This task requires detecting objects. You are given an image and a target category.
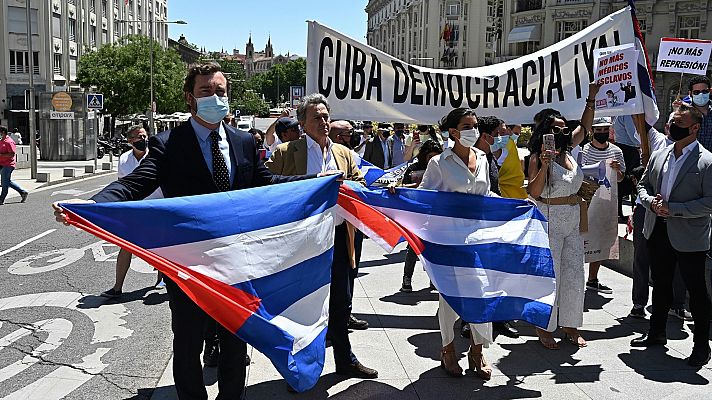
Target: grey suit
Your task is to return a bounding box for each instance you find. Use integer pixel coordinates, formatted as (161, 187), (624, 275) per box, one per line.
(636, 140), (712, 352)
(637, 142), (712, 252)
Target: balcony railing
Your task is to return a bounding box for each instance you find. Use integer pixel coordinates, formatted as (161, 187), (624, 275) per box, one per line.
(556, 0), (593, 4)
(9, 65), (40, 74)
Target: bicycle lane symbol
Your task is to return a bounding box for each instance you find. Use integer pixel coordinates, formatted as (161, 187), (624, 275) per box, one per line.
(0, 292), (133, 400)
(8, 241), (155, 275)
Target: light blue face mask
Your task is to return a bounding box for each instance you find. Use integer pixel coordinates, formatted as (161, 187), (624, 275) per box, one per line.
(693, 92), (710, 107)
(489, 135), (509, 152)
(510, 133), (520, 144)
(194, 94), (230, 124)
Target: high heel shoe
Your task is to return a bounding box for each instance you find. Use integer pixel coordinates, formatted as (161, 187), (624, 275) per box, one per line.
(440, 346), (463, 377)
(467, 349), (492, 380)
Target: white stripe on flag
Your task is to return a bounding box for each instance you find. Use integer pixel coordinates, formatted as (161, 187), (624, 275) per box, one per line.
(371, 206), (549, 247)
(270, 283), (330, 354)
(150, 208), (336, 285)
(425, 261), (556, 306)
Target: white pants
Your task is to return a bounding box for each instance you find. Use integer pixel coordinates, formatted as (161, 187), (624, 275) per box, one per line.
(538, 203), (585, 332)
(438, 295), (492, 347)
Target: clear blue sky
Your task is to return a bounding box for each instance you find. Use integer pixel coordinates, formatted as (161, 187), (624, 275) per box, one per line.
(168, 1), (369, 56)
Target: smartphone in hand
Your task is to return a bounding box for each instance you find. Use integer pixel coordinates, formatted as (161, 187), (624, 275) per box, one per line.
(543, 133), (555, 155)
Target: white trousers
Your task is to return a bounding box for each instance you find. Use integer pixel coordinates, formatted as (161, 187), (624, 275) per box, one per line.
(438, 295), (492, 347)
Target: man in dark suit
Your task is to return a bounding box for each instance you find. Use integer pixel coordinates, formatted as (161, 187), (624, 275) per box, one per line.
(53, 63), (314, 399)
(632, 104), (712, 367)
(362, 123), (391, 169)
(266, 94), (378, 386)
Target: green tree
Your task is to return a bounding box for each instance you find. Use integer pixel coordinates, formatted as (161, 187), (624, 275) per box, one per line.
(76, 35), (186, 132)
(248, 58), (306, 106)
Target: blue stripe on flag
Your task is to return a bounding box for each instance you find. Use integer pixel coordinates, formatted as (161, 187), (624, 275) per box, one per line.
(421, 241), (555, 278)
(237, 312), (327, 392)
(441, 294), (553, 328)
(62, 176), (340, 249)
(233, 248), (333, 317)
(344, 182), (546, 222)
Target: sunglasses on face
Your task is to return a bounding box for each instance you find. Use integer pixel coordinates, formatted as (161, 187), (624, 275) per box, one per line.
(550, 126), (570, 134)
(692, 89), (710, 95)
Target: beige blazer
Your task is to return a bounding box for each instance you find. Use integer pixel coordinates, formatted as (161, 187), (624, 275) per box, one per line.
(265, 137), (365, 184)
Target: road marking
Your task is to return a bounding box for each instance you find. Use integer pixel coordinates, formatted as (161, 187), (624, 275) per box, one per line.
(0, 229), (56, 257)
(0, 292), (133, 400)
(50, 185), (105, 197)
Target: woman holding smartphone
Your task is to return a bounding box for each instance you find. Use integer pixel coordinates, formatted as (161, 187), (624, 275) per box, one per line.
(527, 111), (587, 350)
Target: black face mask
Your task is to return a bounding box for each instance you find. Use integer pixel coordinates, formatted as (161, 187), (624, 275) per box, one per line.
(132, 139), (147, 151)
(381, 131), (391, 139)
(669, 122), (693, 141)
(593, 132), (609, 144)
(555, 133), (571, 150)
(349, 134), (360, 149)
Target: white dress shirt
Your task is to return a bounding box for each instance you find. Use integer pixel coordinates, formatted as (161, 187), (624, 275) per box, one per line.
(660, 140), (698, 202)
(419, 147), (492, 195)
(118, 149), (163, 199)
(305, 134), (338, 175)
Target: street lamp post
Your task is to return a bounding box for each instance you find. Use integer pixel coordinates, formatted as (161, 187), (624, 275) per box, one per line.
(117, 18), (186, 134)
(26, 1), (37, 178)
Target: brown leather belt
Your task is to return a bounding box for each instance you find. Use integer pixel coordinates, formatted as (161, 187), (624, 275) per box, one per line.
(536, 194), (580, 206)
(536, 195), (588, 233)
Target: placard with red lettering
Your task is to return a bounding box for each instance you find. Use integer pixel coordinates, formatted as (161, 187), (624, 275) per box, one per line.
(592, 44), (642, 117)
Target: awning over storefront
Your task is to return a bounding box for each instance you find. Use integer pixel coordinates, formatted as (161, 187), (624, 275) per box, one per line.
(507, 25), (541, 43)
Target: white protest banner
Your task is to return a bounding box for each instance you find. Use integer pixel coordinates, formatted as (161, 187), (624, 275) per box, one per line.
(656, 37), (712, 75)
(307, 7), (635, 124)
(583, 162), (619, 263)
(593, 44), (642, 117)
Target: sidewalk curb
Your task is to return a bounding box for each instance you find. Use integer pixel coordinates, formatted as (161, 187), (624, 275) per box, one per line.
(35, 169), (116, 189)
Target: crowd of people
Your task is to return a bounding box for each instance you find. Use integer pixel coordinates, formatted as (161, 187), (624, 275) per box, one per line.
(51, 62), (712, 399)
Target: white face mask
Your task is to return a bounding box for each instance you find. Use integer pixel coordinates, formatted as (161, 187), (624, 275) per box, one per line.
(457, 128), (480, 148)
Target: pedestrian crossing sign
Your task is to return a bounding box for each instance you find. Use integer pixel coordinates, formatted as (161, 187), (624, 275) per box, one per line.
(87, 93), (104, 110)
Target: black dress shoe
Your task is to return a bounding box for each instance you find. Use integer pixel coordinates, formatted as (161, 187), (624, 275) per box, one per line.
(630, 332), (667, 347)
(335, 362), (378, 378)
(348, 315), (369, 330)
(688, 348), (711, 367)
(494, 321), (520, 338)
(202, 342), (219, 367)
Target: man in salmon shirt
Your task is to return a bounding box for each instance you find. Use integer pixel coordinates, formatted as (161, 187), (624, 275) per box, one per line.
(0, 125), (28, 205)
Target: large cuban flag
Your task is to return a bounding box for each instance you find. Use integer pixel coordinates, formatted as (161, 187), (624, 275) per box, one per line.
(60, 176), (341, 392)
(339, 182), (556, 328)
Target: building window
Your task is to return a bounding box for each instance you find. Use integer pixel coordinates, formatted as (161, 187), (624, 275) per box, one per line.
(517, 0), (543, 12)
(54, 53), (63, 75)
(424, 28), (428, 49)
(463, 25), (467, 42)
(91, 26), (97, 46)
(677, 15), (700, 39)
(447, 3), (460, 17)
(52, 13), (62, 38)
(7, 6), (38, 34)
(102, 0), (108, 17)
(90, 0), (96, 13)
(557, 20), (587, 40)
(70, 56), (78, 78)
(637, 18), (647, 43)
(516, 41), (540, 56)
(68, 18), (77, 41)
(102, 29), (108, 42)
(9, 50), (39, 74)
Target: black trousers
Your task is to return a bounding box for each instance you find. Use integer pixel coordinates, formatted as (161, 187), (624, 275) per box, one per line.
(648, 220), (711, 351)
(331, 224), (358, 367)
(165, 279), (247, 400)
(616, 143), (641, 217)
(632, 205), (688, 308)
(349, 230), (364, 303)
(403, 245), (419, 279)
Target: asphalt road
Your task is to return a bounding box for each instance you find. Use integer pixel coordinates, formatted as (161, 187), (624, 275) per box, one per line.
(0, 173), (171, 400)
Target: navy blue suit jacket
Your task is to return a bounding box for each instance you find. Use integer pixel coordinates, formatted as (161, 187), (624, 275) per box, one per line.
(92, 120), (312, 202)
